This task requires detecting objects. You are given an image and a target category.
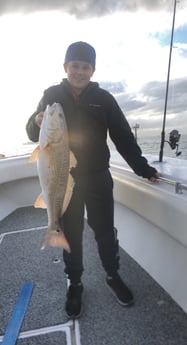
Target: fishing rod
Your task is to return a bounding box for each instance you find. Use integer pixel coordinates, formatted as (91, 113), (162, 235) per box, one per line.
(159, 0), (177, 162)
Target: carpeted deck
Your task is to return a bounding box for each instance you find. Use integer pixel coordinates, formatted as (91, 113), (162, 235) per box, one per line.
(0, 207), (187, 345)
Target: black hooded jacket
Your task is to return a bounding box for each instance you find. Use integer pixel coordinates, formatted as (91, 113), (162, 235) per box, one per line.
(26, 79), (157, 178)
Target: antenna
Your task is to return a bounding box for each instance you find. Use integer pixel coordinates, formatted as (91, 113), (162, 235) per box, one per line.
(132, 123), (140, 141)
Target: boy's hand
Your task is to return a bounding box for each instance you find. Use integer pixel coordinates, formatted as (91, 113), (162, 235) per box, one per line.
(35, 112), (44, 127)
(148, 172), (160, 183)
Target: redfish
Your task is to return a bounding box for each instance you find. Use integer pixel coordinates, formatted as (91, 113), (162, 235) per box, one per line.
(29, 103), (76, 252)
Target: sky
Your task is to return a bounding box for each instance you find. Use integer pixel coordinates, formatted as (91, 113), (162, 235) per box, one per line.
(0, 0), (187, 155)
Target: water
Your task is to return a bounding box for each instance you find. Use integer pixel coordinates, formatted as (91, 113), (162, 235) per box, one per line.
(0, 135), (186, 161)
(138, 135), (187, 160)
(108, 134), (187, 161)
(0, 142), (38, 159)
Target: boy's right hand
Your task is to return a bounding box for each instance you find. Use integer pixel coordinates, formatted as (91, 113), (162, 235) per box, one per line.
(35, 112), (44, 127)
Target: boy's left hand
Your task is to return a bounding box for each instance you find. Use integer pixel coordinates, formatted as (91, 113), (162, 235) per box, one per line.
(148, 172), (160, 182)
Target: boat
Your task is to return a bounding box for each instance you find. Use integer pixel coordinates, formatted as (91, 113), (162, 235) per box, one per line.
(0, 152), (187, 344)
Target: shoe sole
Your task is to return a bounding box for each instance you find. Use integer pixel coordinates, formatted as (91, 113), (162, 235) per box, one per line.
(105, 281), (134, 307)
(66, 309), (83, 320)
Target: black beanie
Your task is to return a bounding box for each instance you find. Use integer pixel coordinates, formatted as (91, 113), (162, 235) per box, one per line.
(64, 41), (96, 68)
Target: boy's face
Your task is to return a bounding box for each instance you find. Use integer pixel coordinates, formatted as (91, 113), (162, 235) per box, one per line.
(64, 61), (95, 92)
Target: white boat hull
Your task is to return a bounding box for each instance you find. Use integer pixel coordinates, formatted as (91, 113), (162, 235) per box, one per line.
(0, 155), (187, 313)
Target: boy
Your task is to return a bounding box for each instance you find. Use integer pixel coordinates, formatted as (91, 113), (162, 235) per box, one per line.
(26, 41), (159, 319)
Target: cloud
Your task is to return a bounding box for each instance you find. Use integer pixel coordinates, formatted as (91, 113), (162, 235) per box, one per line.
(113, 77), (187, 113)
(98, 77), (187, 118)
(0, 0), (177, 17)
(140, 78), (187, 114)
(0, 4), (186, 145)
(100, 80), (127, 93)
(103, 77), (187, 134)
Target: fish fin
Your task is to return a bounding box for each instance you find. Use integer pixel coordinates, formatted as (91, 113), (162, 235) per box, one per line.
(70, 151), (77, 169)
(40, 143), (50, 151)
(29, 146), (40, 162)
(34, 194), (47, 208)
(40, 229), (71, 253)
(29, 144), (50, 163)
(61, 173), (75, 214)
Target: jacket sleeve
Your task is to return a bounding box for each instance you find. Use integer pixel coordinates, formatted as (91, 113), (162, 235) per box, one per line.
(107, 95), (157, 179)
(25, 89), (52, 142)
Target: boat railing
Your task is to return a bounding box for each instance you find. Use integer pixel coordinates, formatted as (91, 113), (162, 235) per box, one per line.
(158, 177), (187, 194)
(110, 163), (187, 195)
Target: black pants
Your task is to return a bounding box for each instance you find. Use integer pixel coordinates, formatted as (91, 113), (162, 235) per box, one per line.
(62, 169), (119, 284)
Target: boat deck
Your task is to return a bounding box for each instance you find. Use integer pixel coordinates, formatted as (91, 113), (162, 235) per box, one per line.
(0, 206), (187, 345)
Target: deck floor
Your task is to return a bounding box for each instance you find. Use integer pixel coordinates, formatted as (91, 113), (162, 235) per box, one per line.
(0, 207), (187, 345)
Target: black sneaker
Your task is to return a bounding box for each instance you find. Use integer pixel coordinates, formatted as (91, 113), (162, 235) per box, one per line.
(65, 283), (83, 319)
(106, 274), (134, 306)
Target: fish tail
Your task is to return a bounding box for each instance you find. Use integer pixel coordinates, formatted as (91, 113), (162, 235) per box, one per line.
(40, 228), (71, 253)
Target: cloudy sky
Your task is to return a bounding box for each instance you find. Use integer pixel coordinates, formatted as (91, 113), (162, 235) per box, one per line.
(0, 0), (187, 154)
